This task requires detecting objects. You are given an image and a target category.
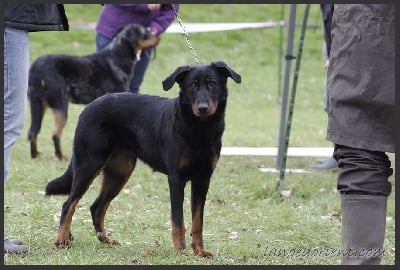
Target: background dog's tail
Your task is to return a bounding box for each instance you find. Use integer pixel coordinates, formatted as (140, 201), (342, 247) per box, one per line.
(45, 163), (73, 195)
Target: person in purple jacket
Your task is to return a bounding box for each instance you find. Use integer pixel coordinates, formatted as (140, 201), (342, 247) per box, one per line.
(95, 4), (179, 93)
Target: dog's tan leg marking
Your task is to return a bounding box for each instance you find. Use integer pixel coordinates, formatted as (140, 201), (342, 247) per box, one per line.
(30, 137), (39, 158)
(52, 109), (68, 160)
(179, 156), (190, 170)
(191, 199), (213, 258)
(95, 201), (121, 245)
(94, 153), (135, 245)
(30, 101), (48, 158)
(54, 198), (79, 248)
(172, 221), (187, 253)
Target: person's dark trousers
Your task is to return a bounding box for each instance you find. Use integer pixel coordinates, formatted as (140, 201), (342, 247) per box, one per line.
(95, 32), (153, 93)
(129, 46), (153, 93)
(333, 145), (392, 265)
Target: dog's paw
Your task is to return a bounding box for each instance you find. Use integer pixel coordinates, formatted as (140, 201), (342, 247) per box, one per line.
(172, 237), (187, 254)
(192, 244), (213, 258)
(174, 247), (189, 255)
(31, 150), (41, 159)
(53, 238), (73, 249)
(55, 152), (69, 161)
(96, 232), (120, 245)
(105, 239), (120, 245)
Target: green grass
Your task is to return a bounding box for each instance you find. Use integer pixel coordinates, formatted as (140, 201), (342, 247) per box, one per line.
(4, 4), (395, 265)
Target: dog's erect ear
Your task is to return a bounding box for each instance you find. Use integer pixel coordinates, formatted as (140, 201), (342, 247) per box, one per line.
(211, 61), (241, 84)
(162, 65), (191, 91)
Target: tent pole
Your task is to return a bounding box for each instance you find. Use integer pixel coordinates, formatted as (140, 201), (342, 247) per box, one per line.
(276, 4), (296, 171)
(277, 4), (285, 103)
(277, 4), (311, 191)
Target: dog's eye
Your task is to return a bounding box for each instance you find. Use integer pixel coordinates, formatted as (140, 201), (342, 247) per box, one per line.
(191, 81), (199, 88)
(206, 79), (216, 87)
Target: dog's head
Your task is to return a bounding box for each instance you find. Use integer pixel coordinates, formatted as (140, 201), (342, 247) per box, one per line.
(110, 24), (160, 55)
(162, 61), (241, 120)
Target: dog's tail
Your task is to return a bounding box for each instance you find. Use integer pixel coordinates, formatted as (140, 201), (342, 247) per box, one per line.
(45, 162), (73, 196)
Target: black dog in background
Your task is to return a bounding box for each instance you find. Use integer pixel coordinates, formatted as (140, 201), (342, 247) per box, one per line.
(45, 61), (241, 257)
(27, 23), (159, 160)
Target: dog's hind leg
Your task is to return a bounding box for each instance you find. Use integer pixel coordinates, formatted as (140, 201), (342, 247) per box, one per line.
(90, 150), (136, 245)
(52, 108), (67, 160)
(55, 196), (80, 248)
(190, 178), (213, 258)
(54, 158), (107, 248)
(28, 93), (47, 158)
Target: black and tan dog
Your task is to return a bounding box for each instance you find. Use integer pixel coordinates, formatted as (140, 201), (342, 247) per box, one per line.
(28, 23), (159, 160)
(45, 61), (241, 257)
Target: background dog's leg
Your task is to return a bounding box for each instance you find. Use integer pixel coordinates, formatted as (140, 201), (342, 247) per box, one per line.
(190, 178), (213, 258)
(52, 108), (67, 160)
(90, 152), (136, 245)
(169, 177), (187, 253)
(30, 136), (40, 159)
(28, 96), (47, 158)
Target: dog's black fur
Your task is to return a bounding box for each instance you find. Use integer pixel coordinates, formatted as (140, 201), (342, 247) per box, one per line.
(27, 23), (159, 160)
(45, 61), (241, 257)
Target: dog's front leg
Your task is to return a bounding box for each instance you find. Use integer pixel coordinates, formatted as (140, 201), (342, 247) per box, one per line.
(190, 178), (213, 258)
(168, 176), (187, 253)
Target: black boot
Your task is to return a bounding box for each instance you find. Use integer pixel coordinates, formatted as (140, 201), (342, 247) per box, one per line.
(310, 157), (338, 170)
(340, 194), (387, 265)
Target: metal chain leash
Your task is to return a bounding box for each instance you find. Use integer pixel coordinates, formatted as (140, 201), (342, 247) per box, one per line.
(172, 5), (200, 64)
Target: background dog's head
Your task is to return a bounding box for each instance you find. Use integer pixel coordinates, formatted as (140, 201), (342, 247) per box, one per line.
(109, 24), (160, 56)
(162, 61), (241, 119)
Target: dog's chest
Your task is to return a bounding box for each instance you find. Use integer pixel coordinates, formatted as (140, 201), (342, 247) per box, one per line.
(178, 149), (219, 179)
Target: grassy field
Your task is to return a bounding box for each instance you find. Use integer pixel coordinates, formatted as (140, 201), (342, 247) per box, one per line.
(4, 4), (395, 265)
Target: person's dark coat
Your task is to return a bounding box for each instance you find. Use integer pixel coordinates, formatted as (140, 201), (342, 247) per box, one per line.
(320, 4), (333, 57)
(326, 4), (395, 153)
(4, 4), (69, 32)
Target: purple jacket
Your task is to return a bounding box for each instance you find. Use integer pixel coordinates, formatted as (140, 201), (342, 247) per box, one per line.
(96, 4), (178, 39)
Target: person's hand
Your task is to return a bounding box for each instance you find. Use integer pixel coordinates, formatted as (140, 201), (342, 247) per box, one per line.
(147, 27), (158, 36)
(324, 59), (330, 71)
(147, 4), (161, 11)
